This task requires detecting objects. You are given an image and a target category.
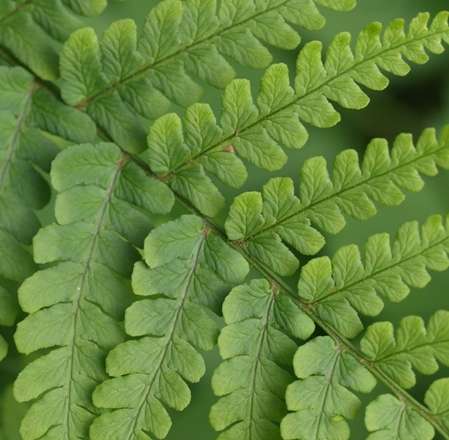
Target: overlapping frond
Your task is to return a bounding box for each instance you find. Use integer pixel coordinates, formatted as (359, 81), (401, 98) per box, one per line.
(0, 0), (113, 80)
(0, 64), (97, 280)
(361, 311), (449, 389)
(144, 13), (449, 215)
(281, 336), (376, 440)
(210, 279), (314, 440)
(13, 142), (173, 439)
(58, 0), (356, 151)
(296, 214), (449, 338)
(0, 65), (97, 364)
(89, 215), (249, 439)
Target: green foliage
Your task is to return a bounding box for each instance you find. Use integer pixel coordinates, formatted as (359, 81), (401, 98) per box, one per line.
(296, 214), (449, 338)
(58, 0), (354, 153)
(89, 215), (248, 439)
(282, 336), (376, 440)
(1, 1), (449, 439)
(210, 279), (314, 439)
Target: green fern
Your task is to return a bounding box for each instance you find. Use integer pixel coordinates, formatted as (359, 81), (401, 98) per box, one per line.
(58, 0), (355, 152)
(89, 215), (248, 439)
(14, 142), (172, 439)
(1, 1), (449, 439)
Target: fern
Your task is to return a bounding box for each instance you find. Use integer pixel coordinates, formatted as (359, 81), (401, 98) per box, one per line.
(13, 143), (172, 439)
(1, 1), (449, 440)
(89, 215), (248, 439)
(58, 0), (355, 152)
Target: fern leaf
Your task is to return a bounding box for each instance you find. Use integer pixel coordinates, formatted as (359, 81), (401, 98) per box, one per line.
(0, 0), (109, 79)
(280, 336), (376, 440)
(0, 65), (96, 283)
(59, 0), (355, 149)
(360, 311), (449, 389)
(13, 143), (173, 440)
(224, 177), (325, 276)
(365, 394), (434, 440)
(146, 19), (449, 215)
(424, 378), (449, 433)
(0, 68), (50, 281)
(146, 62), (310, 197)
(219, 126), (449, 277)
(296, 214), (449, 338)
(89, 215), (249, 440)
(210, 279), (314, 440)
(147, 109), (226, 217)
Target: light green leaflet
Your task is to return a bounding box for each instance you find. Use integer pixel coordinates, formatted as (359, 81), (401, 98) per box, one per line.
(361, 311), (449, 389)
(365, 394), (434, 440)
(210, 279), (314, 440)
(281, 336), (376, 440)
(224, 181), (321, 276)
(296, 214), (449, 338)
(13, 143), (173, 440)
(424, 379), (449, 434)
(89, 215), (249, 440)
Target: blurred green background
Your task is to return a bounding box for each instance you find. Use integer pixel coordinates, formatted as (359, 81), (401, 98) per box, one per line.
(1, 0), (449, 438)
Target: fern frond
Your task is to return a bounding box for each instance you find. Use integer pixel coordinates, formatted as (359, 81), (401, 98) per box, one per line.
(296, 214), (449, 338)
(58, 0), (356, 151)
(143, 12), (449, 214)
(360, 311), (449, 389)
(365, 394), (435, 440)
(147, 107), (228, 217)
(89, 214), (249, 440)
(221, 126), (449, 279)
(0, 64), (95, 367)
(210, 279), (314, 440)
(0, 65), (96, 283)
(13, 143), (173, 440)
(0, 0), (110, 79)
(424, 378), (449, 434)
(280, 336), (376, 440)
(364, 378), (449, 438)
(297, 126), (449, 234)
